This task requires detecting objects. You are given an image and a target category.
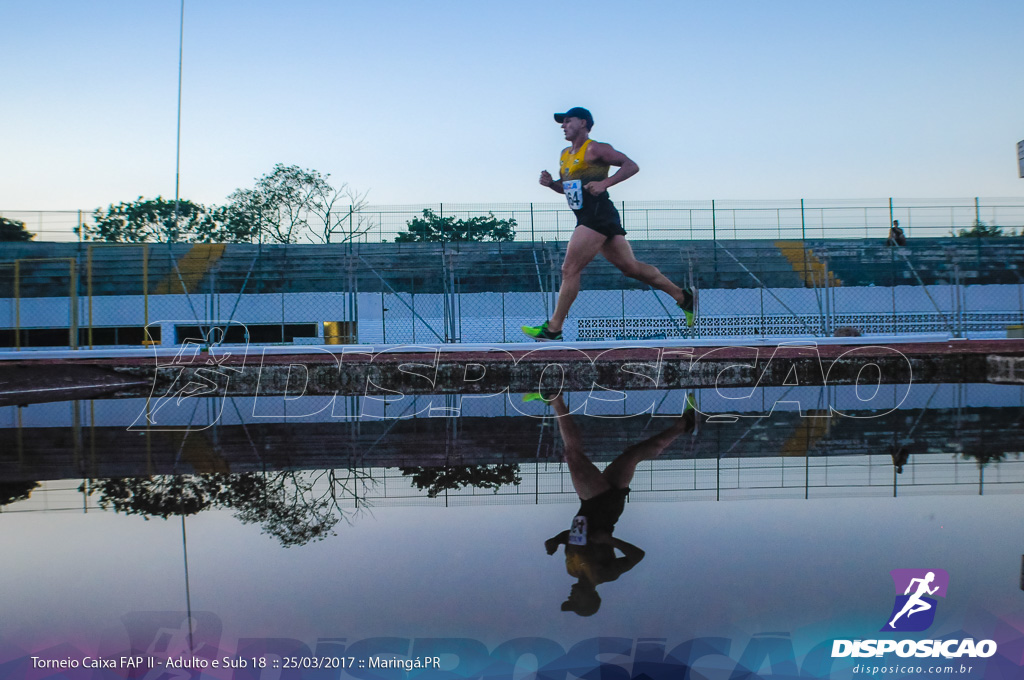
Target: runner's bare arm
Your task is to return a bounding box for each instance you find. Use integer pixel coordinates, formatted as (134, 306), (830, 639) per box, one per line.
(592, 533), (646, 567)
(545, 530), (571, 554)
(584, 142), (639, 195)
(540, 170), (564, 194)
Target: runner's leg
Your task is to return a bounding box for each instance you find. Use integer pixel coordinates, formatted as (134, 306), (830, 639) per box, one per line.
(551, 394), (611, 501)
(548, 226), (607, 333)
(601, 235), (688, 304)
(602, 412), (695, 489)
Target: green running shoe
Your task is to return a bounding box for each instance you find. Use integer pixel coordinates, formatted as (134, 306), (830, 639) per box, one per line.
(677, 288), (696, 328)
(521, 321), (563, 341)
(522, 392), (553, 404)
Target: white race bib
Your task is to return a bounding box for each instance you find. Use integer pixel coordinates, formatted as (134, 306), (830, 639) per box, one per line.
(563, 179), (583, 211)
(568, 515), (588, 545)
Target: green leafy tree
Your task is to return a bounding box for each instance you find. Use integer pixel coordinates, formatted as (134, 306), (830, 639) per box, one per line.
(74, 165), (366, 244)
(82, 468), (374, 547)
(227, 163), (371, 244)
(396, 209), (516, 243)
(83, 474), (223, 517)
(960, 451), (1018, 469)
(399, 464), (521, 498)
(0, 216), (35, 241)
(0, 481), (39, 507)
(77, 197), (250, 243)
(957, 219), (1015, 237)
(225, 471), (340, 547)
(194, 203), (261, 243)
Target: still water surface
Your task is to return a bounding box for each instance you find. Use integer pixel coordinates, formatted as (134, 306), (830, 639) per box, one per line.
(2, 384), (1022, 678)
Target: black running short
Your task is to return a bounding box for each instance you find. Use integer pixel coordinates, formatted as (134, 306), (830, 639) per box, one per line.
(573, 193), (626, 238)
(575, 487), (629, 533)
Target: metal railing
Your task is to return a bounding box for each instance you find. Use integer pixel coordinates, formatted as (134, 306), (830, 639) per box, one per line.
(4, 197), (1023, 243)
(5, 454), (1023, 515)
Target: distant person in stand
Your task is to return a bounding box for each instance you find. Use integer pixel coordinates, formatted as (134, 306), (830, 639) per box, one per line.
(540, 391), (698, 615)
(887, 219), (907, 246)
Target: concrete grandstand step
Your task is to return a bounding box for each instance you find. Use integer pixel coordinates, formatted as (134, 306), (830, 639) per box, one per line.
(2, 237), (1021, 298)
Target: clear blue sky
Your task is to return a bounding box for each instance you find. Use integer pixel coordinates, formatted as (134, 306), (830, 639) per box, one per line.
(2, 0), (1023, 211)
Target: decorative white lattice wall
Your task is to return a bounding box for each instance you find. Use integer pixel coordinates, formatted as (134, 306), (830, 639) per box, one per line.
(576, 311), (1024, 340)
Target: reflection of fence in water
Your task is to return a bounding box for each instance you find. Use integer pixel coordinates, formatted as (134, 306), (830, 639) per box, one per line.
(3, 384), (1021, 519)
(8, 453), (1024, 515)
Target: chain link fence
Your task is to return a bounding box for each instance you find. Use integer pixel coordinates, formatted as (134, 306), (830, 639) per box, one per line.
(1, 234), (1022, 349)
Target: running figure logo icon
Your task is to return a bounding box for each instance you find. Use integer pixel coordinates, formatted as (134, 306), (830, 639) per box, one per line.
(882, 568), (949, 632)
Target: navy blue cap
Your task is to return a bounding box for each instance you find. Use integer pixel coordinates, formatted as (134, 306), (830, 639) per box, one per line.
(554, 107), (594, 128)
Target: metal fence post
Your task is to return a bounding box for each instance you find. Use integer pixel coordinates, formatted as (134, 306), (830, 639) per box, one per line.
(759, 265), (765, 337)
(87, 245), (94, 349)
(280, 248), (286, 343)
(143, 244), (150, 335)
(824, 252), (832, 337)
(69, 258), (78, 349)
(890, 246), (898, 334)
(14, 260), (20, 350)
(352, 248), (360, 343)
(211, 261), (218, 341)
(800, 198), (806, 241)
(952, 258), (959, 338)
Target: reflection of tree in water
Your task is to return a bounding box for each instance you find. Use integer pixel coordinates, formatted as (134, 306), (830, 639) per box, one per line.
(80, 469), (373, 547)
(960, 451), (1021, 469)
(399, 464), (521, 498)
(0, 481), (40, 508)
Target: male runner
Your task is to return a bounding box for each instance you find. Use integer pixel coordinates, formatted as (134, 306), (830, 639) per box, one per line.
(522, 106), (695, 341)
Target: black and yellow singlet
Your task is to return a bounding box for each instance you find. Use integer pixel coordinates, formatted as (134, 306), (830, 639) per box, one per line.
(559, 139), (610, 186)
(558, 139), (626, 238)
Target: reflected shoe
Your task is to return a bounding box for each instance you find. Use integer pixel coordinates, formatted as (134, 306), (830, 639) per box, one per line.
(676, 288), (696, 328)
(521, 321), (563, 341)
(523, 384), (563, 404)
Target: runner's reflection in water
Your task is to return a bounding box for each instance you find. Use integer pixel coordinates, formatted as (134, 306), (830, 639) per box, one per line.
(542, 392), (697, 616)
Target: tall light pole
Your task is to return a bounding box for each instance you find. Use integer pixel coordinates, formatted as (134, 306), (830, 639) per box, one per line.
(173, 0), (185, 234)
